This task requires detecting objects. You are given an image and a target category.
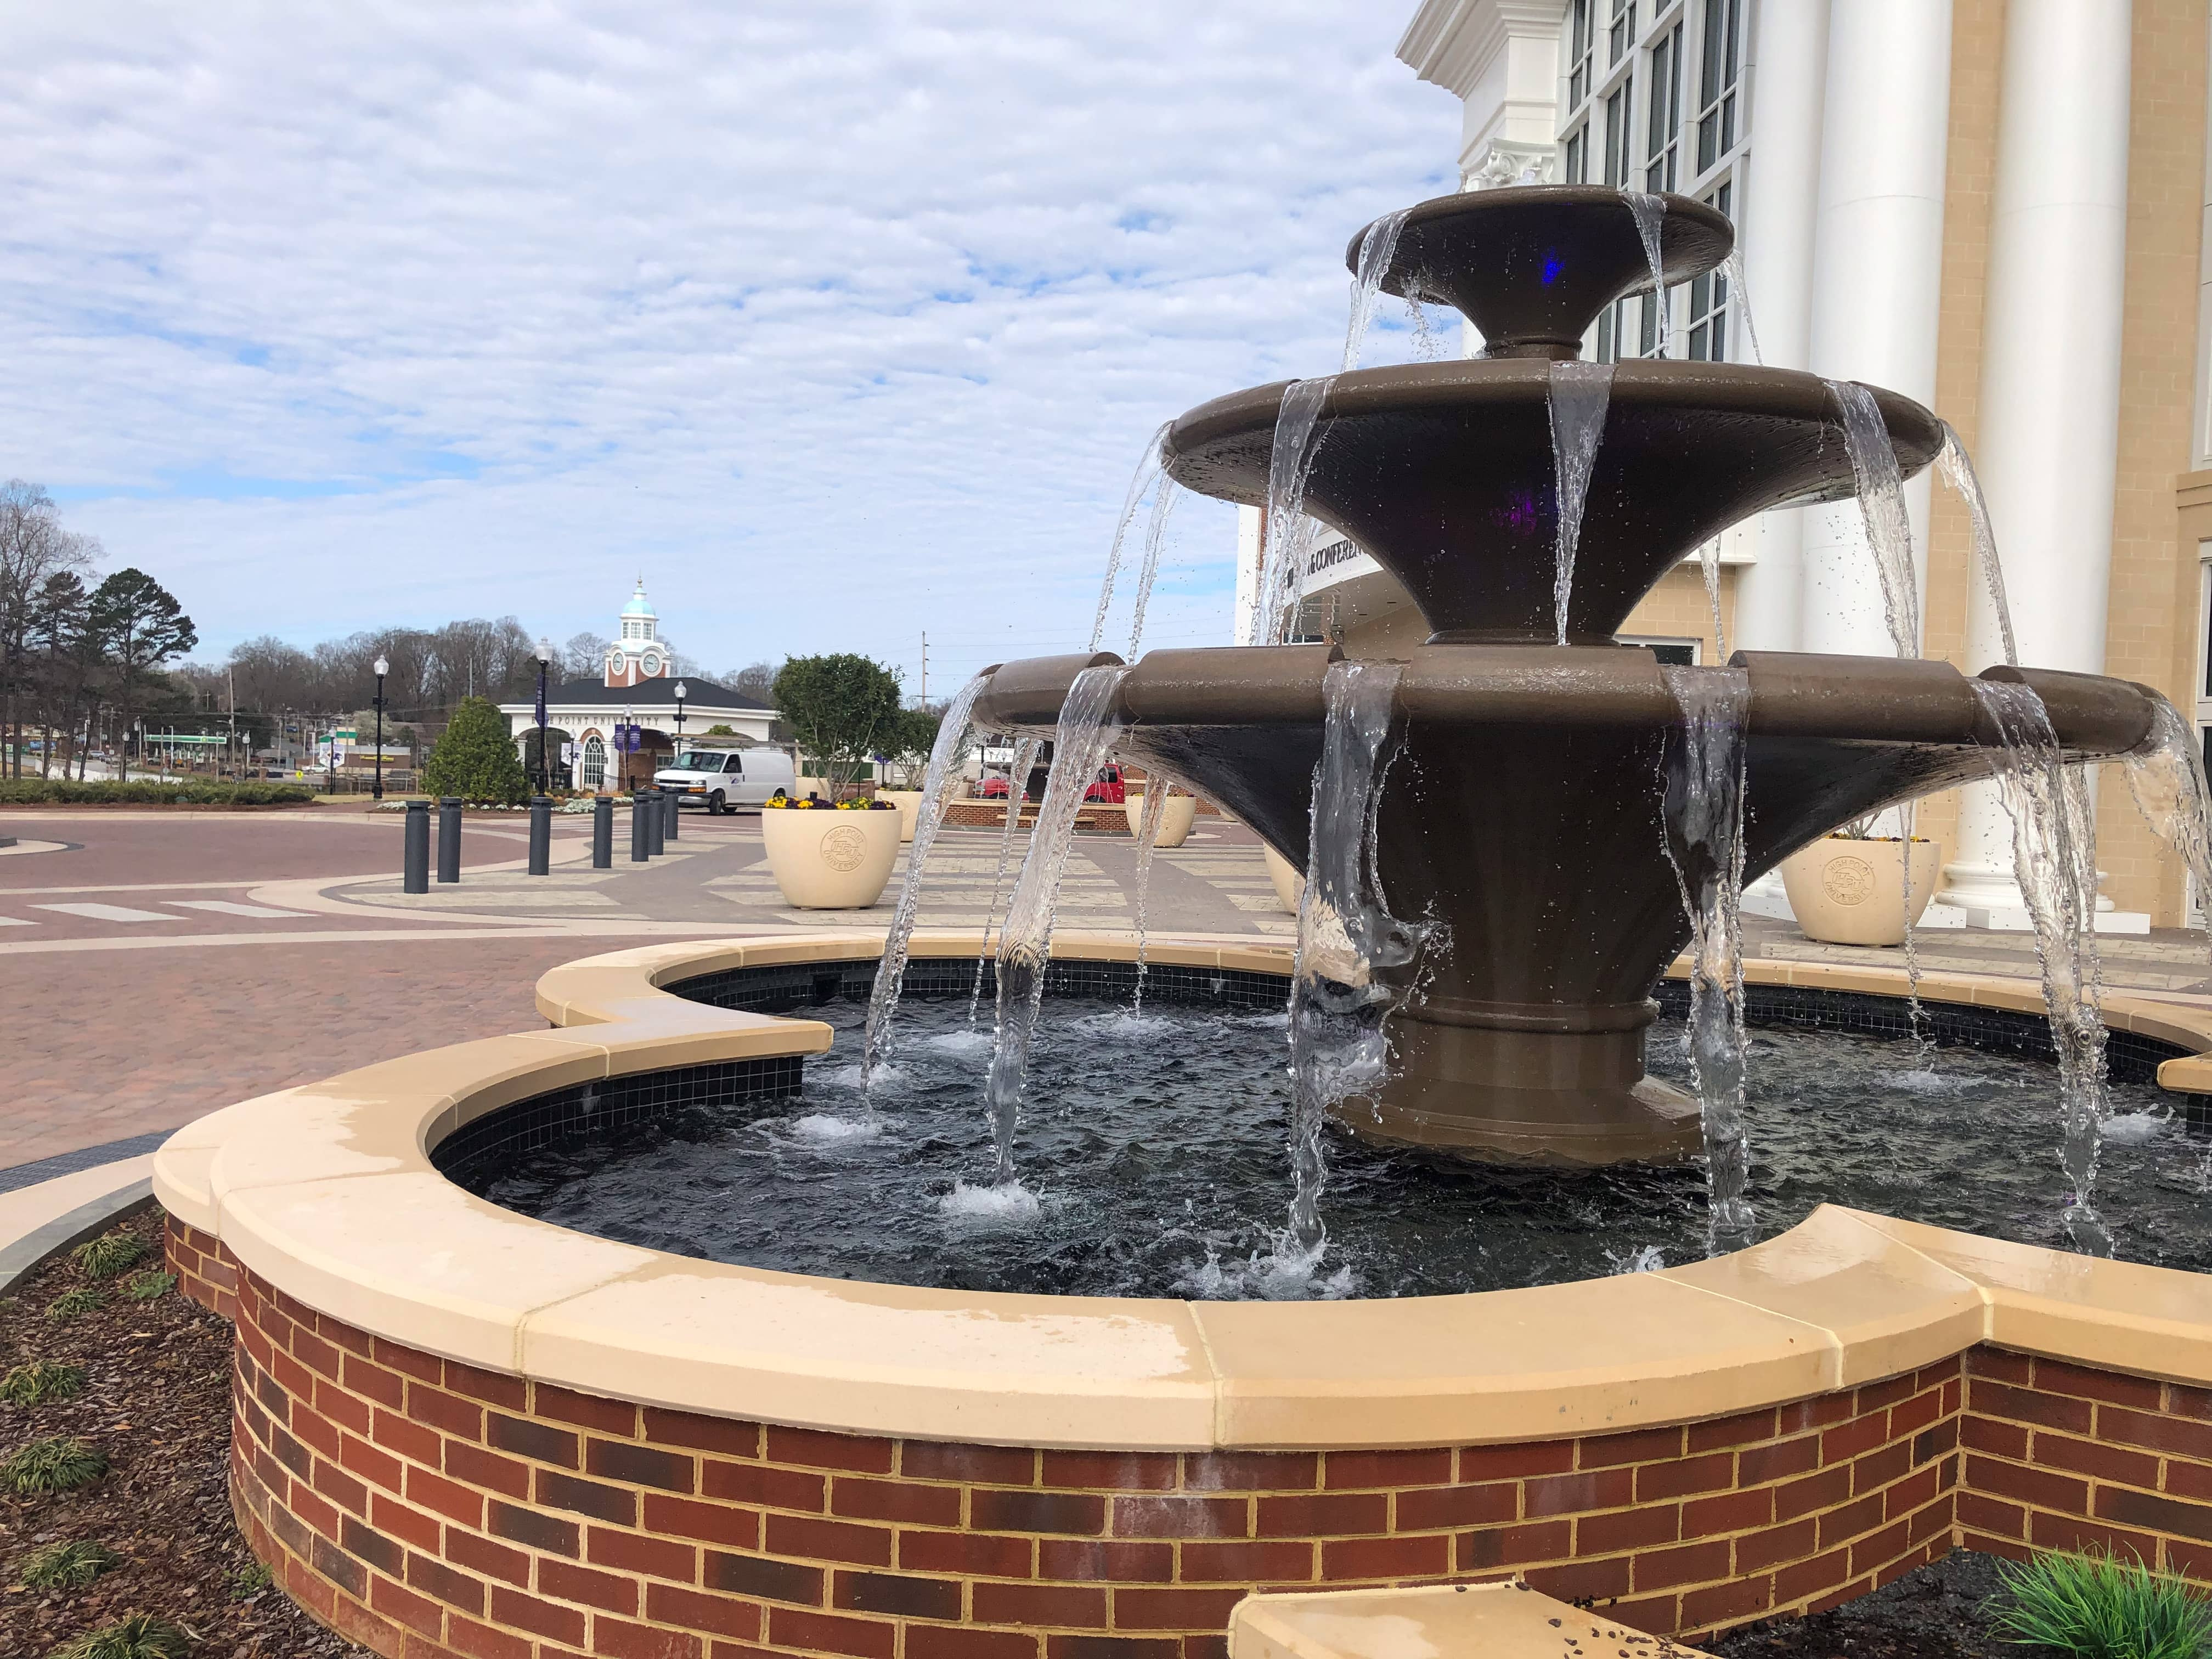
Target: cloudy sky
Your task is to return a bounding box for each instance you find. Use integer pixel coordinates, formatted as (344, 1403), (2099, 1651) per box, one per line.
(1, 4), (1458, 691)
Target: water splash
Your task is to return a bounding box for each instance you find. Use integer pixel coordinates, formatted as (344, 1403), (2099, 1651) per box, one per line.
(984, 665), (1130, 1184)
(1404, 288), (1448, 360)
(1972, 678), (2113, 1256)
(1124, 478), (1184, 656)
(1624, 191), (1670, 353)
(1548, 362), (1615, 645)
(2121, 692), (2212, 969)
(1128, 778), (1176, 1017)
(1254, 377), (1338, 647)
(1830, 380), (1921, 657)
(1286, 661), (1431, 1258)
(1935, 423), (2021, 668)
(861, 672), (988, 1090)
(968, 736), (1041, 1028)
(1345, 208), (1412, 372)
(1658, 664), (1755, 1255)
(1087, 424), (1169, 653)
(1719, 249), (1763, 365)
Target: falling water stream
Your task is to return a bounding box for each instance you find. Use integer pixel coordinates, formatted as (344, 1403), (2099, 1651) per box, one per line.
(1344, 209), (1412, 373)
(1973, 679), (2114, 1256)
(1624, 192), (1670, 353)
(967, 736), (1041, 1028)
(1935, 423), (2022, 669)
(2123, 694), (2212, 973)
(1659, 666), (1756, 1255)
(1254, 377), (1338, 647)
(1830, 380), (1922, 658)
(1718, 249), (1763, 366)
(1127, 779), (1176, 1018)
(1285, 661), (1431, 1264)
(860, 673), (989, 1090)
(1086, 424), (1170, 653)
(981, 666), (1131, 1190)
(1547, 362), (1615, 644)
(1698, 539), (1726, 659)
(1124, 479), (1184, 657)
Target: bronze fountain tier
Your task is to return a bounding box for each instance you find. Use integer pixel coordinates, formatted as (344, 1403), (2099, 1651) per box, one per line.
(972, 186), (2156, 1167)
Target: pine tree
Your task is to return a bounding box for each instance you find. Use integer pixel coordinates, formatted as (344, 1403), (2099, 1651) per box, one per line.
(423, 696), (530, 804)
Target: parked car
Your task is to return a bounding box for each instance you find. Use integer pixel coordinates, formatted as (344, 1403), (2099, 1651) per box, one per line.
(653, 746), (798, 812)
(1084, 764), (1126, 805)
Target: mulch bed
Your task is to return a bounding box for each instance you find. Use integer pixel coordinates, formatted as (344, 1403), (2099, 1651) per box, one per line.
(1, 1202), (368, 1657)
(1710, 1549), (2054, 1658)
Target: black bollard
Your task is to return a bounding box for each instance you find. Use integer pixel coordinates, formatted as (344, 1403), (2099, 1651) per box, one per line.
(437, 797), (462, 884)
(528, 795), (552, 876)
(592, 795), (613, 870)
(645, 788), (666, 857)
(403, 800), (430, 893)
(630, 792), (651, 863)
(664, 787), (680, 842)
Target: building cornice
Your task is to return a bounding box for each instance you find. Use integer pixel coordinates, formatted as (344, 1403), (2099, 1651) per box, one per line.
(1397, 0), (1568, 100)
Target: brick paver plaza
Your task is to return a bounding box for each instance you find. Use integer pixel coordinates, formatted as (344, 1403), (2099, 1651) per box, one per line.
(4, 802), (2208, 1183)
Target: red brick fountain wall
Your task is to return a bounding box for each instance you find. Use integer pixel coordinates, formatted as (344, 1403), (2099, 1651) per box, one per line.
(169, 1218), (2212, 1657)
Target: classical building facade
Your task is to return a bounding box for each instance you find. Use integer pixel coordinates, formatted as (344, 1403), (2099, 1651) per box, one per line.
(1269, 0), (2210, 927)
(498, 582), (777, 791)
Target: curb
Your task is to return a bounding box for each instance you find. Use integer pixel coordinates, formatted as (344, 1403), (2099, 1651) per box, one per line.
(0, 1169), (157, 1297)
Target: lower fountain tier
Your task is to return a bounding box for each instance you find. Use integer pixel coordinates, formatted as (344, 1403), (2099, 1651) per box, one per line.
(973, 642), (2158, 1165)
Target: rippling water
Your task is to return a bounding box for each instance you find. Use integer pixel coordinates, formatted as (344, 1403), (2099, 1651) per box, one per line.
(464, 995), (2207, 1300)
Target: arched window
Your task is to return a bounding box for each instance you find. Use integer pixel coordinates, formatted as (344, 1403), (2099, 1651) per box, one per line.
(582, 734), (607, 789)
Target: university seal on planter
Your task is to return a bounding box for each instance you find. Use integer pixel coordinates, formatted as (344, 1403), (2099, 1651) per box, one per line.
(1822, 854), (1876, 906)
(822, 823), (868, 872)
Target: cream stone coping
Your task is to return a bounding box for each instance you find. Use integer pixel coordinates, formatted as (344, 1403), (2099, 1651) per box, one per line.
(1228, 1583), (1713, 1658)
(153, 930), (2212, 1452)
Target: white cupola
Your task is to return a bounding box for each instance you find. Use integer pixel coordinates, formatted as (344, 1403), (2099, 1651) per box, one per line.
(604, 578), (672, 687)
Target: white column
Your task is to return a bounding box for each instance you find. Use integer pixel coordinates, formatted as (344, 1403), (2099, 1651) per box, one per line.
(1796, 0), (1953, 660)
(1728, 0), (1831, 656)
(1938, 0), (2134, 926)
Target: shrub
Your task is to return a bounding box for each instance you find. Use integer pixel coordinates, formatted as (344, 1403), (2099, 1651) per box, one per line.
(72, 1231), (149, 1280)
(422, 696), (530, 805)
(21, 1538), (123, 1589)
(52, 1613), (194, 1658)
(1, 1436), (109, 1496)
(1990, 1547), (2212, 1659)
(0, 778), (312, 806)
(229, 1561), (273, 1599)
(773, 654), (902, 795)
(0, 1359), (87, 1404)
(47, 1286), (106, 1322)
(121, 1268), (176, 1302)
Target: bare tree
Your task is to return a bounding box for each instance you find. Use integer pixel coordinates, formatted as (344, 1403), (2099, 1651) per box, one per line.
(0, 484), (94, 776)
(725, 660), (780, 703)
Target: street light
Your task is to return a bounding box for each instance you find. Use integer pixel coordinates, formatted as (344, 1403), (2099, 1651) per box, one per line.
(372, 654), (390, 802)
(535, 636), (556, 794)
(673, 680), (687, 747)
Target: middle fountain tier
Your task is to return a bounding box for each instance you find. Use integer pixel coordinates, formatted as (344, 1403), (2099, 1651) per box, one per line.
(970, 185), (2159, 1167)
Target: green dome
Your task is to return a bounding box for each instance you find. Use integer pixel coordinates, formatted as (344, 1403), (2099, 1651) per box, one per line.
(621, 579), (656, 619)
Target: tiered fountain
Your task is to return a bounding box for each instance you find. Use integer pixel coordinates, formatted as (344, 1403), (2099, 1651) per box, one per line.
(971, 185), (2156, 1167)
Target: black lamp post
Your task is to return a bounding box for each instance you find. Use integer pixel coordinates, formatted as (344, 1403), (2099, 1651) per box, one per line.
(372, 654), (389, 802)
(673, 680), (687, 748)
(535, 637), (555, 794)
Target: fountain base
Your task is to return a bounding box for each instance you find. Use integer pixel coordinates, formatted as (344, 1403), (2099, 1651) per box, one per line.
(1354, 1004), (1702, 1165)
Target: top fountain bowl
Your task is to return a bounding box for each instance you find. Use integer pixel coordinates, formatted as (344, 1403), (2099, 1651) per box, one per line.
(1347, 186), (1734, 360)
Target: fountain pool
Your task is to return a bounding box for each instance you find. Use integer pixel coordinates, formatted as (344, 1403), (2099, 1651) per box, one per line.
(448, 969), (2206, 1301)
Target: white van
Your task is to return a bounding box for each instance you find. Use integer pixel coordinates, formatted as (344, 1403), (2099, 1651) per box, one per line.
(654, 746), (798, 812)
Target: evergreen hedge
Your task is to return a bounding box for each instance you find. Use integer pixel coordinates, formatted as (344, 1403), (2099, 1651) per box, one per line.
(0, 780), (316, 806)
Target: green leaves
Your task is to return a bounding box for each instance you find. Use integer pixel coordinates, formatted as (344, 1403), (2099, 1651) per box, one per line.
(53, 1613), (194, 1658)
(771, 654), (902, 795)
(422, 695), (532, 805)
(71, 1231), (149, 1280)
(1991, 1547), (2212, 1659)
(1, 1435), (109, 1496)
(0, 1359), (87, 1404)
(21, 1539), (123, 1590)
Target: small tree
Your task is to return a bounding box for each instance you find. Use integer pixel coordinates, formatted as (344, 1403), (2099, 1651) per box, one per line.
(884, 705), (950, 787)
(88, 569), (196, 781)
(422, 696), (530, 804)
(702, 724), (736, 736)
(772, 654), (901, 795)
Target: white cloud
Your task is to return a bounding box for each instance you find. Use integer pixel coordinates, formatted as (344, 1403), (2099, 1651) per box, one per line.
(0, 2), (1458, 689)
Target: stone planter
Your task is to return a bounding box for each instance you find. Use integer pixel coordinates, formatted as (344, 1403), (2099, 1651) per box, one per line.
(1124, 788), (1198, 848)
(1781, 835), (1943, 947)
(877, 788), (923, 843)
(1264, 844), (1305, 913)
(760, 806), (900, 908)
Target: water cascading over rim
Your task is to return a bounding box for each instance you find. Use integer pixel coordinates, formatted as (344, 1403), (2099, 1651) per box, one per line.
(970, 185), (2162, 1167)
